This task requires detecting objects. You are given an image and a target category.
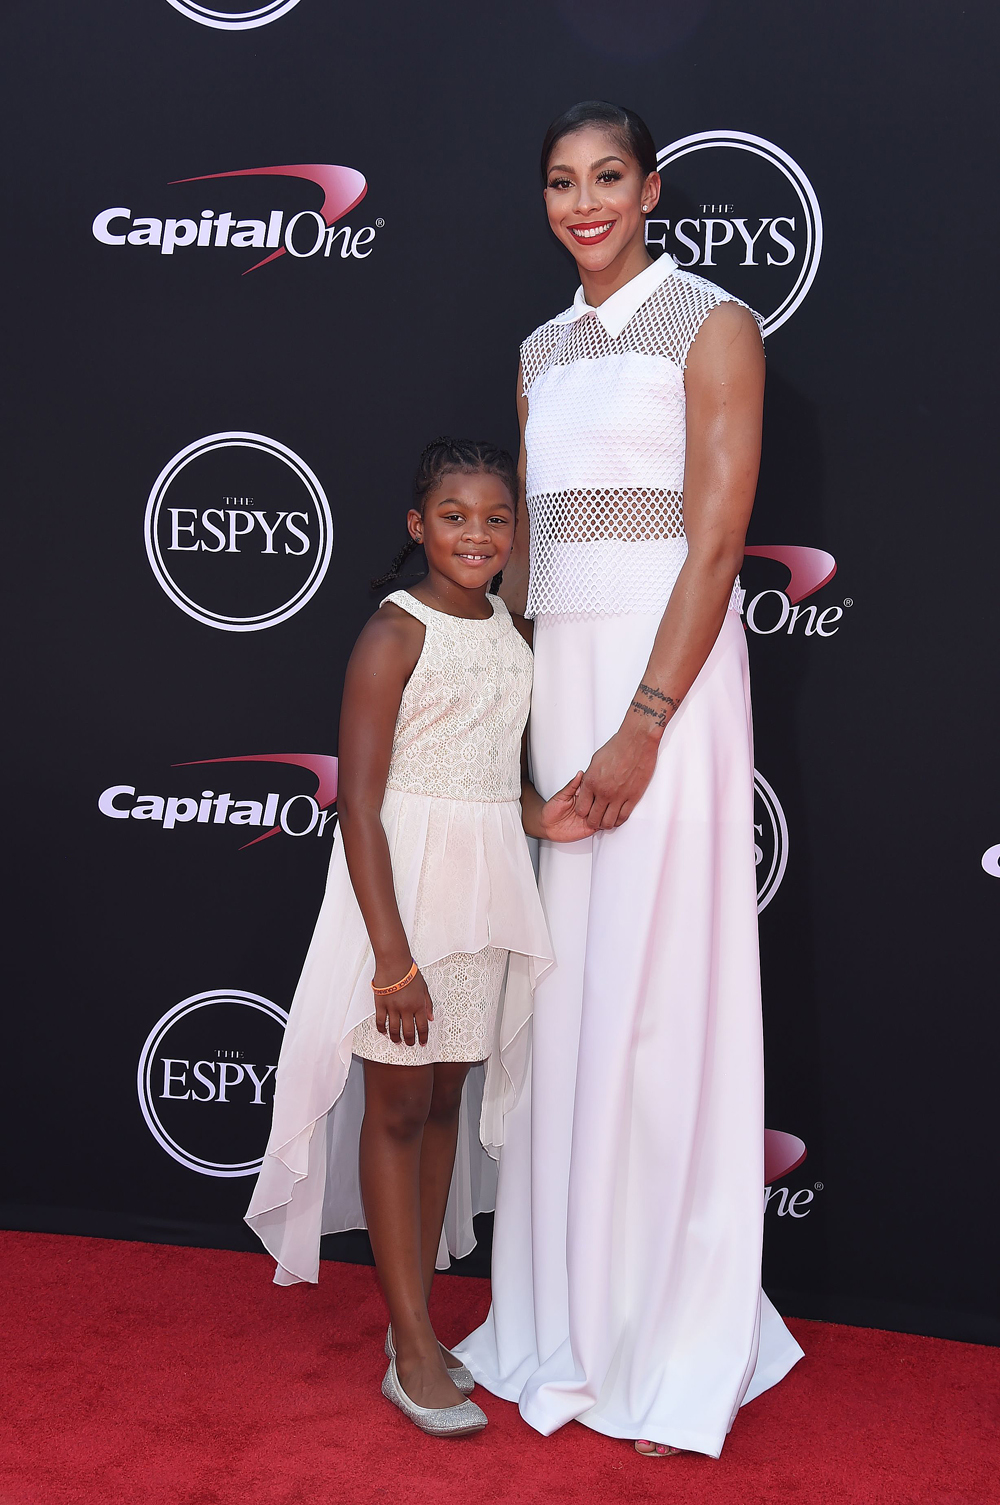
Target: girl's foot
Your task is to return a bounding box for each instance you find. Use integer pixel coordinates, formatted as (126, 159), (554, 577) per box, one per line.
(382, 1357), (487, 1438)
(635, 1440), (682, 1457)
(395, 1344), (471, 1412)
(386, 1325), (475, 1394)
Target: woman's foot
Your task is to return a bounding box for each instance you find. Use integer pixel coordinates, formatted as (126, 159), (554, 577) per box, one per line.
(635, 1440), (682, 1457)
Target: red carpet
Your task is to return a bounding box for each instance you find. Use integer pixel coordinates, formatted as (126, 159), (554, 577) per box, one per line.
(1, 1232), (996, 1505)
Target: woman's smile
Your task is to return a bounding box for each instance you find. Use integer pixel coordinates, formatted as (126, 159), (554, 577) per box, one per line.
(568, 220), (616, 244)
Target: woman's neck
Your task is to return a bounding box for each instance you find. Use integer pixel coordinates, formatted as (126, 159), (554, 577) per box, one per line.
(578, 236), (653, 308)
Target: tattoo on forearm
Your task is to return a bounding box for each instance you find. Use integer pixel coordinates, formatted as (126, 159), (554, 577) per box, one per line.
(638, 682), (680, 710)
(630, 682), (681, 727)
(630, 699), (667, 727)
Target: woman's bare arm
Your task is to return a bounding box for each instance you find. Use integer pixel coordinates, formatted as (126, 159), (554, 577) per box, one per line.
(499, 363), (531, 617)
(574, 302), (765, 831)
(336, 605), (435, 1044)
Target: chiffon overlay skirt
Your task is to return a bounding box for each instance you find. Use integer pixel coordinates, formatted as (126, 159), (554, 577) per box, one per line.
(455, 608), (803, 1458)
(246, 788), (552, 1286)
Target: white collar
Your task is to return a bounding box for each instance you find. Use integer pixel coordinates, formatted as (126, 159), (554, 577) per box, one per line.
(550, 254), (678, 339)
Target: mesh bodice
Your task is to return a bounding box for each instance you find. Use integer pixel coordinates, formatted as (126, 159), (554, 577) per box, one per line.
(522, 256), (762, 619)
(381, 591), (532, 802)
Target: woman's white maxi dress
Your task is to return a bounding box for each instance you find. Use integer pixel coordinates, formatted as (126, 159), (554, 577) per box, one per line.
(455, 255), (804, 1457)
(246, 591), (552, 1285)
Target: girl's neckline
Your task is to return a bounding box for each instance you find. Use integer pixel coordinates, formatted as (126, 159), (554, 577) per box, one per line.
(395, 588), (498, 624)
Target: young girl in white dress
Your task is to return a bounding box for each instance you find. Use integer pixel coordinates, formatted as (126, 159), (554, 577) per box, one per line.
(246, 438), (589, 1438)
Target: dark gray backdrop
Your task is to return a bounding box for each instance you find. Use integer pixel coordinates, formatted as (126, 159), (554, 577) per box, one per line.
(3, 0), (997, 1344)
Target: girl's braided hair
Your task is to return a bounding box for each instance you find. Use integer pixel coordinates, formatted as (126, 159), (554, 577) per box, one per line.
(371, 436), (518, 590)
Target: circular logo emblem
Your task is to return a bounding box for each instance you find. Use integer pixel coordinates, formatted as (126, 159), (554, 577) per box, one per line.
(754, 769), (789, 913)
(165, 0), (301, 29)
(137, 990), (287, 1177)
(144, 432), (333, 632)
(654, 131), (823, 336)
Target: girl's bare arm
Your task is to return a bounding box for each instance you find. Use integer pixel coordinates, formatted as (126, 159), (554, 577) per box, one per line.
(519, 731), (590, 843)
(499, 363), (530, 617)
(336, 605), (434, 1045)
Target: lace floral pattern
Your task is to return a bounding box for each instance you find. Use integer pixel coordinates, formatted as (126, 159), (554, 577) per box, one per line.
(352, 946), (508, 1065)
(381, 592), (532, 802)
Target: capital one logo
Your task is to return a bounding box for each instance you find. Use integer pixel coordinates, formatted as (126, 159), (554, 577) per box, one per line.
(93, 163), (375, 275)
(742, 545), (845, 638)
(144, 433), (332, 631)
(99, 752), (338, 848)
(764, 1129), (817, 1219)
(166, 1), (301, 31)
(653, 131), (822, 336)
(754, 769), (788, 913)
(137, 991), (287, 1177)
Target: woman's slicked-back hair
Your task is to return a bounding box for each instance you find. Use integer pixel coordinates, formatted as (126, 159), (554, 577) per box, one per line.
(371, 437), (518, 590)
(540, 100), (657, 187)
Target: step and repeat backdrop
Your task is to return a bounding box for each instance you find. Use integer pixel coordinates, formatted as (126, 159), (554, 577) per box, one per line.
(4, 0), (997, 1344)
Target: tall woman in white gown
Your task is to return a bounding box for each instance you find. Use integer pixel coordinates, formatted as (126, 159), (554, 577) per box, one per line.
(455, 101), (803, 1458)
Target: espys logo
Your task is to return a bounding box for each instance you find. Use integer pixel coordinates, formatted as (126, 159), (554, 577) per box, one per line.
(741, 545), (847, 638)
(144, 433), (332, 631)
(653, 131), (822, 336)
(98, 753), (338, 849)
(138, 990), (287, 1176)
(93, 164), (378, 275)
(166, 0), (301, 28)
(754, 770), (788, 914)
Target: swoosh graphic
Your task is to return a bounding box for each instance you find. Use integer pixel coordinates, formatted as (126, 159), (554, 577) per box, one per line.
(173, 753), (338, 848)
(743, 545), (837, 604)
(764, 1129), (808, 1184)
(169, 164), (368, 273)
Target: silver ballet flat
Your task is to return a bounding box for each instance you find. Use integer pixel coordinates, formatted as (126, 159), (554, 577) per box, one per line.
(381, 1357), (487, 1438)
(385, 1324), (475, 1395)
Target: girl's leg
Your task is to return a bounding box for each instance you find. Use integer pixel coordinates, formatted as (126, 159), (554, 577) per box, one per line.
(419, 1062), (472, 1301)
(359, 1059), (465, 1410)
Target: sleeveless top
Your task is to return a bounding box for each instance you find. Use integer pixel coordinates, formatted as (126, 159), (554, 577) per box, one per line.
(380, 590), (532, 803)
(520, 254), (763, 619)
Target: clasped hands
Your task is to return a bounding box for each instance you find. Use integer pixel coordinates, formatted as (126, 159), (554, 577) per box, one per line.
(538, 721), (661, 840)
(377, 725), (661, 1047)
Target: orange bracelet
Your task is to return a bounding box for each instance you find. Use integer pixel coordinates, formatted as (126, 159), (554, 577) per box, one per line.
(371, 959), (418, 996)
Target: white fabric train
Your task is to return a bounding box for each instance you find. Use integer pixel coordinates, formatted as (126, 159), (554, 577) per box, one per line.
(457, 610), (804, 1454)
